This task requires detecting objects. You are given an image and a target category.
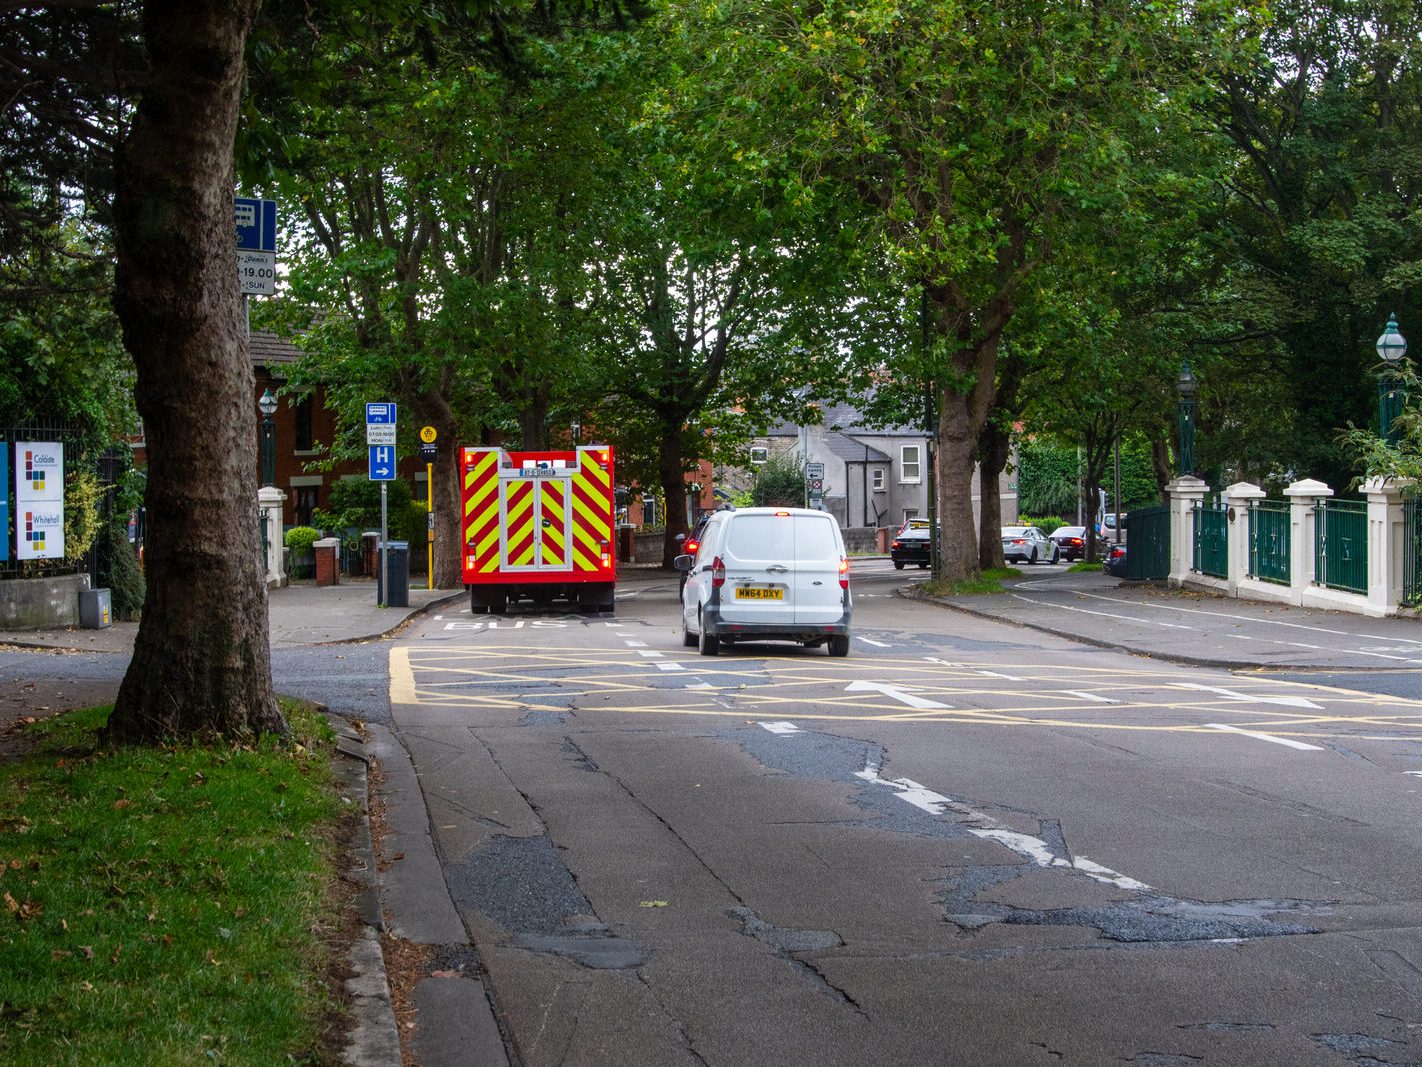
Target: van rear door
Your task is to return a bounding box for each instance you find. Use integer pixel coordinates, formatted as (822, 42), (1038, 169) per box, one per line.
(792, 513), (845, 624)
(719, 512), (796, 625)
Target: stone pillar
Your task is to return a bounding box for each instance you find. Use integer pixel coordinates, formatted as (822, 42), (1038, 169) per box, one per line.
(258, 486), (287, 589)
(1221, 482), (1266, 593)
(1362, 477), (1412, 616)
(314, 537), (340, 588)
(1165, 475), (1209, 586)
(1284, 478), (1331, 603)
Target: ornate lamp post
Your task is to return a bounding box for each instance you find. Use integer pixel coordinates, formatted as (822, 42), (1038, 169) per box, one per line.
(1176, 361), (1197, 477)
(1376, 312), (1408, 446)
(258, 388), (277, 488)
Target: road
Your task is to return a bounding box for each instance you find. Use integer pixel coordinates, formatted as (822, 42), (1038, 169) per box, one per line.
(385, 559), (1422, 1066)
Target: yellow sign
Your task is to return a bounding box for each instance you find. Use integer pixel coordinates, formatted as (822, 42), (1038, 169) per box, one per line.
(420, 425), (437, 443)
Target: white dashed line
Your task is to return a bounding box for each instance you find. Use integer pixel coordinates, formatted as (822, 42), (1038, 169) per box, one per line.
(622, 639), (647, 647)
(977, 670), (1023, 681)
(759, 721), (800, 734)
(637, 650), (665, 659)
(1061, 690), (1121, 704)
(656, 661), (686, 672)
(1203, 723), (1325, 751)
(857, 637), (892, 648)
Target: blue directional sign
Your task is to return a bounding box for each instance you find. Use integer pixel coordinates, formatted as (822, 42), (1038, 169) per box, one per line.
(234, 197), (277, 253)
(368, 445), (397, 481)
(365, 402), (397, 425)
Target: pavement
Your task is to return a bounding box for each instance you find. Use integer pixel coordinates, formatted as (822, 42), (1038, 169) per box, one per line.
(5, 563), (1422, 1064)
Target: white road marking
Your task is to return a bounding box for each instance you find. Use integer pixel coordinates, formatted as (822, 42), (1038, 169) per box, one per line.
(623, 639), (647, 647)
(1008, 592), (1196, 629)
(685, 681), (713, 690)
(1061, 690), (1121, 704)
(1203, 723), (1325, 751)
(759, 721), (800, 734)
(656, 661), (687, 672)
(637, 650), (665, 659)
(857, 637), (892, 648)
(1404, 771), (1422, 777)
(854, 763), (1151, 891)
(844, 680), (949, 710)
(1173, 682), (1322, 710)
(978, 670), (1024, 681)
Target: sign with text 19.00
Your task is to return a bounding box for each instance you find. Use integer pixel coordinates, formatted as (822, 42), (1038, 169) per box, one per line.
(14, 441), (64, 561)
(235, 197), (277, 296)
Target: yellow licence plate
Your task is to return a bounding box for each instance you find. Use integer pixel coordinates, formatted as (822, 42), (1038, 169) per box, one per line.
(734, 587), (783, 600)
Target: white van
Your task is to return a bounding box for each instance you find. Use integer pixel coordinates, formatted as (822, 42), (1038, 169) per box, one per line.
(675, 507), (851, 657)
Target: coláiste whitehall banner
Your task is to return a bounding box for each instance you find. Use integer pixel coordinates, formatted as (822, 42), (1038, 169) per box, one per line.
(14, 441), (64, 561)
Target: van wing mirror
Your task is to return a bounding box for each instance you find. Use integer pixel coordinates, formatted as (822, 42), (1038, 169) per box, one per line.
(673, 554), (694, 572)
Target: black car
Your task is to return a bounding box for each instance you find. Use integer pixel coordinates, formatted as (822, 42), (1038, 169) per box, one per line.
(1049, 525), (1088, 562)
(890, 526), (931, 569)
(1102, 542), (1128, 577)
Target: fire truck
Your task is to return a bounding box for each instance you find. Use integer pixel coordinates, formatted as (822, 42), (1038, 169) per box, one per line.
(460, 444), (617, 614)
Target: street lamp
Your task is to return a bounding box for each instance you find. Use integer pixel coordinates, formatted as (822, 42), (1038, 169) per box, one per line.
(258, 388), (277, 488)
(1376, 312), (1408, 445)
(1176, 361), (1197, 477)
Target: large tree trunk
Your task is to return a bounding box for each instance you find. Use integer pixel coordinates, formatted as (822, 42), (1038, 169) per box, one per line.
(659, 428), (690, 568)
(936, 389), (982, 582)
(107, 0), (283, 742)
(978, 421), (1010, 570)
(433, 432), (464, 589)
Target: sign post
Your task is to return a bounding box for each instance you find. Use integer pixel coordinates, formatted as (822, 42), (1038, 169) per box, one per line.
(420, 426), (437, 589)
(366, 403), (398, 606)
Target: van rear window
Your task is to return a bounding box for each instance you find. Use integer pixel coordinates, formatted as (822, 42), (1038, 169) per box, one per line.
(724, 515), (795, 560)
(793, 515), (839, 561)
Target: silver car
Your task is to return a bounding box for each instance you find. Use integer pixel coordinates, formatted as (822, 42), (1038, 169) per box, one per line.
(1001, 525), (1058, 564)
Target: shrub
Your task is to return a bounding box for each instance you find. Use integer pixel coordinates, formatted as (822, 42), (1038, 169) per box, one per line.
(1018, 514), (1068, 535)
(62, 466), (103, 564)
(284, 526), (321, 556)
(751, 450), (805, 506)
(96, 512), (144, 620)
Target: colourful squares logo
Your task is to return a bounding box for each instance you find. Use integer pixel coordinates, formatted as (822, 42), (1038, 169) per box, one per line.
(24, 450), (46, 492)
(24, 512), (45, 550)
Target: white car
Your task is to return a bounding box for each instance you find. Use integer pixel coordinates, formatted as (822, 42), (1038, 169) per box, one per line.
(675, 507), (851, 657)
(1001, 525), (1058, 564)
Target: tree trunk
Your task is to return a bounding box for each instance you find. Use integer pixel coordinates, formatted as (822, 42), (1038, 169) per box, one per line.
(978, 421), (1011, 570)
(1150, 433), (1173, 502)
(936, 389), (982, 582)
(658, 428), (690, 568)
(107, 0), (283, 742)
(433, 432), (464, 589)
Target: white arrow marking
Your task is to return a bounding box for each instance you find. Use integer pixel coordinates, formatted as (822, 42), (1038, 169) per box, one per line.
(1204, 723), (1325, 751)
(844, 680), (949, 710)
(1173, 682), (1322, 709)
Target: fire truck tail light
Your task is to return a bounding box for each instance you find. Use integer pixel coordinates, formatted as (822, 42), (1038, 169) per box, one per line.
(465, 555), (476, 569)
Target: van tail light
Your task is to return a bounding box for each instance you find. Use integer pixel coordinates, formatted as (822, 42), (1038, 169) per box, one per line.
(839, 557), (849, 589)
(711, 556), (725, 587)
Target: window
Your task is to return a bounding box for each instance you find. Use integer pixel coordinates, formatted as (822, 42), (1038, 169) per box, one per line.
(294, 485), (319, 527)
(900, 444), (921, 483)
(872, 468), (885, 491)
(903, 509), (919, 524)
(749, 446), (769, 465)
(294, 396), (313, 452)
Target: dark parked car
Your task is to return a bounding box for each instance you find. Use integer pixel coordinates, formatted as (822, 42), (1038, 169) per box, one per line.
(1001, 525), (1059, 564)
(1049, 525), (1087, 561)
(890, 525), (931, 569)
(1102, 542), (1128, 577)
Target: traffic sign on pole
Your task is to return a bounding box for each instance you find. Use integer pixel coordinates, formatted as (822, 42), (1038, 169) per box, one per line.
(235, 198), (277, 253)
(368, 445), (396, 481)
(366, 402), (397, 425)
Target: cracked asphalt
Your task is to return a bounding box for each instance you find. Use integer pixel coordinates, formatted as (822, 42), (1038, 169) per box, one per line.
(383, 565), (1422, 1065)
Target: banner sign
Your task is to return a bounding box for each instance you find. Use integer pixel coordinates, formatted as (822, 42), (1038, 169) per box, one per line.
(0, 447), (7, 562)
(15, 441), (64, 560)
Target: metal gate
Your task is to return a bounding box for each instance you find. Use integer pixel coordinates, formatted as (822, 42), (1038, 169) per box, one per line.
(1123, 504), (1169, 580)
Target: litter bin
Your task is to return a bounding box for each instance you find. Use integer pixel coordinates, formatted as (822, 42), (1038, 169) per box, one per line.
(376, 540), (410, 607)
(79, 588), (112, 629)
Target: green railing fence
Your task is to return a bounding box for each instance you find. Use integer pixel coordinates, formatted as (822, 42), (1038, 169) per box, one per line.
(1192, 500), (1228, 578)
(1404, 500), (1422, 607)
(1247, 500), (1291, 585)
(1315, 499), (1367, 594)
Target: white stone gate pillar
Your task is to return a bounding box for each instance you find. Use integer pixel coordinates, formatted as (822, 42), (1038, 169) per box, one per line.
(1221, 482), (1266, 594)
(1362, 477), (1412, 616)
(1165, 475), (1209, 587)
(259, 486), (287, 589)
(1284, 478), (1331, 605)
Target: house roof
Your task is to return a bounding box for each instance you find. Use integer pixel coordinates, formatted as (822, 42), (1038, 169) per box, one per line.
(765, 395), (926, 438)
(249, 330), (303, 366)
(823, 432), (891, 463)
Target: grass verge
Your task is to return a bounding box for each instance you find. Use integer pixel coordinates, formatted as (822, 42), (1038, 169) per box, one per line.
(1069, 561), (1103, 572)
(918, 567), (1023, 597)
(0, 702), (348, 1066)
